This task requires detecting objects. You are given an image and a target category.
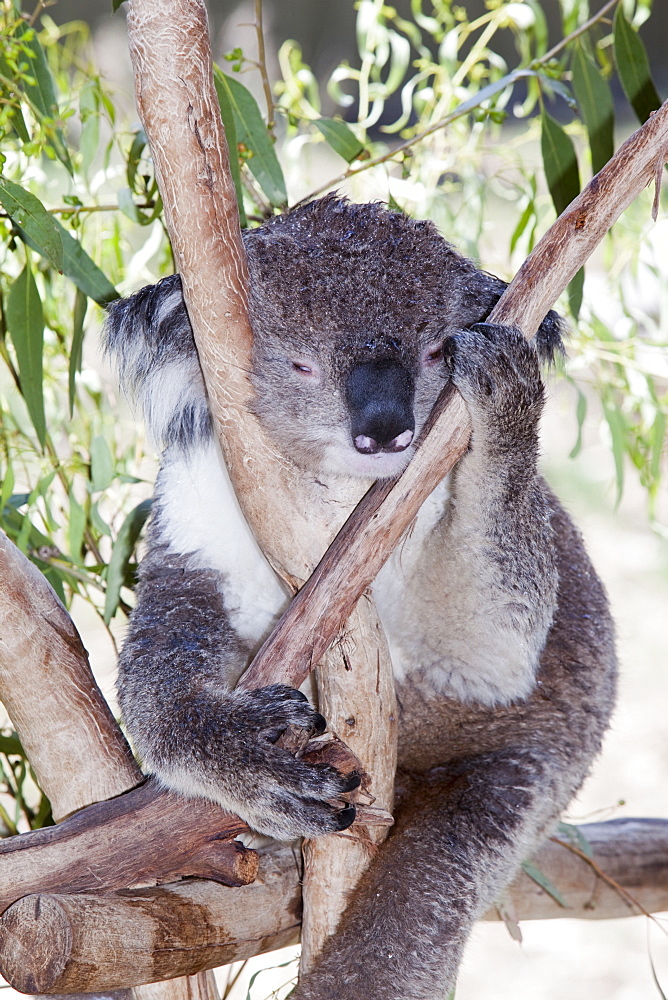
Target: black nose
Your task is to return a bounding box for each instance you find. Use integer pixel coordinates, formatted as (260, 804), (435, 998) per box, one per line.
(345, 359), (415, 455)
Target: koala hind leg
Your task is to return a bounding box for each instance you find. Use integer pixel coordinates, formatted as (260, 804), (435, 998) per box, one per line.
(291, 745), (571, 1000)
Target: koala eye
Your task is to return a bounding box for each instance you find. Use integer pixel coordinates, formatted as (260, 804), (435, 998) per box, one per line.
(423, 342), (444, 367)
(291, 359), (321, 378)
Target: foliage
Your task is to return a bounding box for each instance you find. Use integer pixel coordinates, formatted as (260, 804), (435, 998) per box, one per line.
(0, 0), (665, 833)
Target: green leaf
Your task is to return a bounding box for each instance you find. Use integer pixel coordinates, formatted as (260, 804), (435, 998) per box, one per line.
(112, 0), (125, 11)
(556, 821), (593, 859)
(0, 178), (63, 271)
(104, 499), (152, 623)
(613, 7), (661, 124)
(0, 53), (31, 142)
(13, 19), (73, 174)
(521, 860), (568, 908)
(540, 109), (581, 217)
(212, 74), (247, 227)
(69, 288), (87, 415)
(571, 41), (615, 175)
(17, 215), (118, 306)
(567, 266), (584, 321)
(213, 70), (287, 208)
(79, 82), (100, 174)
(0, 732), (24, 757)
(90, 435), (114, 492)
(568, 382), (588, 459)
(602, 394), (626, 507)
(314, 118), (365, 163)
(6, 265), (46, 446)
(68, 487), (86, 563)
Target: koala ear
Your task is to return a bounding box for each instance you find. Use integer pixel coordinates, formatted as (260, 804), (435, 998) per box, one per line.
(460, 269), (566, 365)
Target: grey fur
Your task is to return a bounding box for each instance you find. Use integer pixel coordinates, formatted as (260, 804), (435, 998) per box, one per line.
(105, 196), (615, 999)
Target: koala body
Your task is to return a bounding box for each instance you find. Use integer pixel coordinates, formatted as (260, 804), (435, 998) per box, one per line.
(106, 196), (616, 1000)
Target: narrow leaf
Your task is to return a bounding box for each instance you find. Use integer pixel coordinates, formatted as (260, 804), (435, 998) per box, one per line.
(213, 70), (287, 208)
(104, 499), (152, 623)
(567, 266), (584, 321)
(6, 265), (46, 446)
(0, 178), (63, 270)
(68, 487), (86, 563)
(212, 73), (247, 226)
(90, 435), (114, 492)
(572, 42), (615, 175)
(69, 288), (87, 415)
(13, 19), (73, 174)
(602, 395), (626, 507)
(17, 216), (118, 305)
(556, 821), (593, 859)
(521, 860), (568, 908)
(569, 382), (588, 459)
(0, 54), (31, 142)
(613, 7), (661, 124)
(540, 109), (581, 217)
(314, 118), (365, 163)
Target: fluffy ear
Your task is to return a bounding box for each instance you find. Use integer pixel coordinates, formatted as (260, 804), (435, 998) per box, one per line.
(104, 274), (212, 450)
(460, 269), (566, 364)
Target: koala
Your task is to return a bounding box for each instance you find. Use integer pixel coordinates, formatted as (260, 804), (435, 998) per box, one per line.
(105, 196), (616, 1000)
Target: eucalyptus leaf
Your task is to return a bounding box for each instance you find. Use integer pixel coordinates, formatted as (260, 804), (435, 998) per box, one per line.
(6, 265), (46, 446)
(572, 42), (615, 175)
(613, 7), (661, 124)
(90, 435), (114, 493)
(212, 74), (247, 226)
(314, 118), (365, 163)
(521, 860), (568, 908)
(213, 70), (287, 208)
(0, 178), (63, 271)
(12, 19), (73, 174)
(104, 499), (152, 623)
(540, 109), (580, 216)
(17, 215), (117, 306)
(69, 289), (87, 416)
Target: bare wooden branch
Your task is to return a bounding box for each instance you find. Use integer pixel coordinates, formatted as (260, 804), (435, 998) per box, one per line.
(2, 819), (667, 994)
(0, 531), (141, 821)
(125, 0), (396, 970)
(0, 846), (299, 994)
(0, 777), (256, 913)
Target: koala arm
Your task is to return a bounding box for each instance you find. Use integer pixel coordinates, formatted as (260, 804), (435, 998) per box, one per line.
(117, 524), (359, 840)
(378, 325), (559, 708)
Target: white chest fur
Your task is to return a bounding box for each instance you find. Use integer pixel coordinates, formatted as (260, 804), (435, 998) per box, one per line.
(157, 439), (450, 678)
(157, 439), (290, 649)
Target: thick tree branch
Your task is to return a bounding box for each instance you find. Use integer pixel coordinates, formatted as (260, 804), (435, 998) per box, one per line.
(0, 531), (141, 821)
(126, 0), (396, 969)
(1, 819), (667, 994)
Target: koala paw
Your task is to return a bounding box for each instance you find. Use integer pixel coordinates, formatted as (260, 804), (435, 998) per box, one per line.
(443, 323), (544, 447)
(161, 684), (360, 842)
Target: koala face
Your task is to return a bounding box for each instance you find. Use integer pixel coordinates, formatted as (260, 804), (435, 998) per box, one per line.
(249, 321), (448, 480)
(243, 197), (488, 480)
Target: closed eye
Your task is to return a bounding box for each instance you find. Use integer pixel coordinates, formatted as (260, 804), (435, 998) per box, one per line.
(423, 342), (444, 366)
(291, 359), (321, 378)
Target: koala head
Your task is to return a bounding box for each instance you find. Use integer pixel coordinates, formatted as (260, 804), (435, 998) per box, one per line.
(243, 196), (562, 480)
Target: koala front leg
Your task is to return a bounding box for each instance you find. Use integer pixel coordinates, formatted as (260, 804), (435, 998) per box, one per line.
(418, 324), (559, 705)
(117, 555), (359, 840)
(292, 744), (568, 1000)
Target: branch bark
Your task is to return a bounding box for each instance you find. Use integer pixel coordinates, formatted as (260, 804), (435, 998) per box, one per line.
(0, 531), (141, 821)
(125, 0), (396, 970)
(1, 819), (667, 994)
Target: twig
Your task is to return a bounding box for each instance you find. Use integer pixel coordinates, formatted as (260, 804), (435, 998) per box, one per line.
(254, 0), (274, 128)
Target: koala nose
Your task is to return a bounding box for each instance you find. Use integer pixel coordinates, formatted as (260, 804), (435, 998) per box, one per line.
(345, 358), (415, 455)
